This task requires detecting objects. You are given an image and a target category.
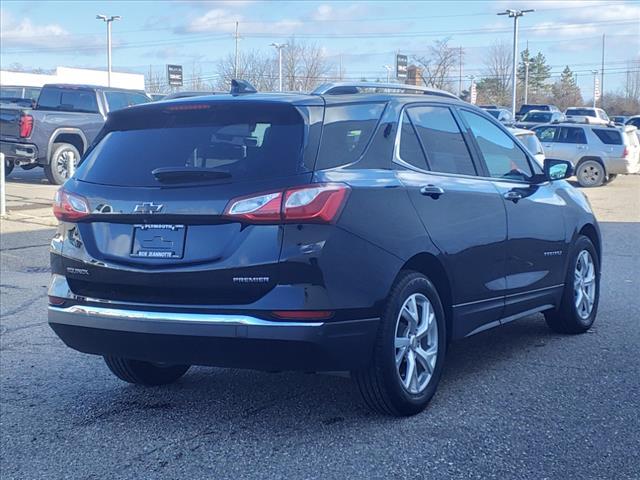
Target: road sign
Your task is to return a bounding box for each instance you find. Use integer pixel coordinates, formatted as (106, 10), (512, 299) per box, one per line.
(167, 64), (183, 87)
(470, 81), (477, 104)
(396, 54), (408, 81)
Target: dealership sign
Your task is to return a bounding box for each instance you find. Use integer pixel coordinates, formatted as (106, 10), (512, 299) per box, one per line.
(167, 64), (183, 87)
(396, 54), (408, 81)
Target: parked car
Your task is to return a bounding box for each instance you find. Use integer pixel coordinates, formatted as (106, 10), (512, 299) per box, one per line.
(0, 84), (151, 183)
(533, 122), (640, 187)
(148, 93), (166, 101)
(48, 80), (601, 417)
(478, 104), (506, 110)
(515, 110), (565, 129)
(611, 115), (628, 125)
(515, 103), (560, 120)
(484, 108), (513, 124)
(0, 85), (41, 102)
(564, 107), (610, 125)
(509, 127), (545, 166)
(626, 116), (640, 129)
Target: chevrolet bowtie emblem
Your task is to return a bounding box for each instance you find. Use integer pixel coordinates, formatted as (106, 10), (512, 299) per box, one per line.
(133, 202), (164, 214)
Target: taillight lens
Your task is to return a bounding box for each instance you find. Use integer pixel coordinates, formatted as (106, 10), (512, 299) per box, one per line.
(272, 310), (334, 320)
(53, 189), (90, 221)
(224, 183), (350, 224)
(623, 146), (629, 157)
(19, 114), (33, 138)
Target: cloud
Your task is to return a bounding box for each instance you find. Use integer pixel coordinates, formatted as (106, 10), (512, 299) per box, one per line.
(176, 7), (302, 35)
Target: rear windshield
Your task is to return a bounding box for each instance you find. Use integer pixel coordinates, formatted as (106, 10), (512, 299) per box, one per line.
(566, 109), (596, 117)
(77, 103), (307, 187)
(522, 112), (552, 122)
(486, 110), (501, 119)
(592, 129), (622, 145)
(519, 105), (548, 114)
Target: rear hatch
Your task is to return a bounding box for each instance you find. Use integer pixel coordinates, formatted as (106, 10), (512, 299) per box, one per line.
(64, 99), (322, 305)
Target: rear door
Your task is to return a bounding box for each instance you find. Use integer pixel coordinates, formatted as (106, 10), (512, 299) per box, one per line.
(552, 126), (588, 165)
(458, 109), (566, 317)
(533, 125), (558, 158)
(65, 100), (320, 305)
(394, 104), (508, 337)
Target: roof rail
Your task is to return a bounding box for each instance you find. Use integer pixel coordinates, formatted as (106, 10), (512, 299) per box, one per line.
(311, 82), (458, 99)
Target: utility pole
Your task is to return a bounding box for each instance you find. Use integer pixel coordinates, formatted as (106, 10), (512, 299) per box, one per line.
(270, 43), (287, 92)
(498, 8), (534, 117)
(234, 21), (240, 79)
(523, 60), (530, 104)
(96, 14), (121, 87)
(600, 34), (605, 108)
(592, 70), (599, 108)
(384, 65), (393, 83)
(458, 46), (463, 97)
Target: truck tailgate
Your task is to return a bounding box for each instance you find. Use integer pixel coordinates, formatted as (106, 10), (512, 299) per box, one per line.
(0, 106), (25, 139)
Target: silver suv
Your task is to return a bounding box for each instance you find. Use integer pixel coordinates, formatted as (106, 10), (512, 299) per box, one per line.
(533, 122), (640, 187)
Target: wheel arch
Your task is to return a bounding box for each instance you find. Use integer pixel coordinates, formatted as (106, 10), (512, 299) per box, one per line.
(401, 252), (454, 343)
(47, 129), (87, 163)
(576, 155), (608, 176)
(578, 223), (601, 262)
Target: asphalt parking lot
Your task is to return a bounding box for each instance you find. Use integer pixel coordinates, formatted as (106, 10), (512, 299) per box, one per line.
(1, 170), (639, 479)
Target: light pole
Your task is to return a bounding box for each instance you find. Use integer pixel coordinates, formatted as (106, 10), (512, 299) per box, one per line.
(592, 70), (599, 108)
(270, 43), (287, 92)
(498, 8), (534, 117)
(523, 60), (530, 104)
(383, 65), (393, 83)
(96, 14), (121, 87)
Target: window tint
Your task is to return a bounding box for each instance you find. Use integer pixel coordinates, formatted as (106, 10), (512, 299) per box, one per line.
(38, 88), (99, 113)
(557, 127), (587, 144)
(592, 129), (622, 145)
(522, 112), (552, 123)
(0, 86), (23, 98)
(486, 110), (500, 119)
(77, 103), (306, 187)
(534, 126), (558, 142)
(407, 106), (476, 175)
(105, 91), (150, 112)
(565, 108), (596, 117)
(399, 114), (428, 169)
(315, 103), (385, 170)
(24, 87), (41, 100)
(460, 109), (533, 181)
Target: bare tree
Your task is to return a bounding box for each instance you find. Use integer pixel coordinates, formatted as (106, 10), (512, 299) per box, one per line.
(283, 38), (332, 92)
(216, 50), (278, 92)
(411, 38), (458, 91)
(477, 40), (512, 105)
(145, 65), (167, 93)
(188, 60), (207, 91)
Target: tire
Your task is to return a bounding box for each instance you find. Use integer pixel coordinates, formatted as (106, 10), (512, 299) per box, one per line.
(576, 159), (605, 188)
(352, 271), (447, 416)
(3, 158), (14, 177)
(104, 356), (190, 386)
(544, 235), (600, 334)
(45, 143), (80, 185)
(604, 173), (618, 185)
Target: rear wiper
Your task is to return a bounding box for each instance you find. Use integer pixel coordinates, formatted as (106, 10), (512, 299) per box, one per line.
(152, 167), (232, 183)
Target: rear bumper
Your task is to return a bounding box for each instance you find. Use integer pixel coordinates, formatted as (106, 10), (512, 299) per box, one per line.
(48, 305), (379, 371)
(0, 140), (38, 164)
(606, 156), (640, 175)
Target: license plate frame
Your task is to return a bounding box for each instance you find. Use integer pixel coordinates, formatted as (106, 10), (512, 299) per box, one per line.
(130, 224), (186, 259)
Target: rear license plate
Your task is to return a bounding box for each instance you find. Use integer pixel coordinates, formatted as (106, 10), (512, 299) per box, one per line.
(130, 224), (186, 259)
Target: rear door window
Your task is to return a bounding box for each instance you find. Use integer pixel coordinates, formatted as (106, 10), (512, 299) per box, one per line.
(534, 126), (558, 142)
(38, 88), (99, 113)
(398, 114), (428, 170)
(592, 129), (622, 145)
(460, 109), (533, 182)
(407, 106), (476, 176)
(557, 127), (587, 144)
(105, 91), (150, 111)
(77, 103), (308, 187)
(315, 103), (385, 170)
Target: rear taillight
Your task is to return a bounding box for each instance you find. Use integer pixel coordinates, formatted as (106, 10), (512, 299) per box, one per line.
(224, 183), (350, 224)
(272, 310), (334, 320)
(53, 189), (90, 221)
(623, 146), (629, 157)
(19, 114), (33, 138)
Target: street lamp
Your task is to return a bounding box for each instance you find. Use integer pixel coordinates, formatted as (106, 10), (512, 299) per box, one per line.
(523, 60), (530, 104)
(96, 14), (121, 87)
(592, 70), (599, 108)
(270, 43), (287, 92)
(497, 8), (534, 117)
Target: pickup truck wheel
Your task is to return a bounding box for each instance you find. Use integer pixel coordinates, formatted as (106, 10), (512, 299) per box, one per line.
(45, 143), (80, 185)
(3, 158), (14, 177)
(352, 271), (446, 416)
(575, 159), (605, 188)
(104, 356), (190, 386)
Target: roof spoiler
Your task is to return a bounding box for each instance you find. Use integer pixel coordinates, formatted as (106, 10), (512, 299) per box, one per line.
(230, 79), (257, 96)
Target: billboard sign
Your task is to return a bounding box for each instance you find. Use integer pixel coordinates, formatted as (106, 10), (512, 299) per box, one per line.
(396, 54), (408, 81)
(167, 64), (183, 87)
(470, 81), (477, 104)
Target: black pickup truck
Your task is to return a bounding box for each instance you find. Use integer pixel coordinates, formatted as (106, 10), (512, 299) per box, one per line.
(1, 84), (150, 184)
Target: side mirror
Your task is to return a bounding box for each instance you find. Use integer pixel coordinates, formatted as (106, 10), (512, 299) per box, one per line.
(544, 158), (573, 181)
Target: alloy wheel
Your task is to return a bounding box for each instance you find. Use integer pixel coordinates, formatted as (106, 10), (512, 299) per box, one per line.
(394, 293), (438, 395)
(574, 250), (596, 319)
(56, 148), (77, 180)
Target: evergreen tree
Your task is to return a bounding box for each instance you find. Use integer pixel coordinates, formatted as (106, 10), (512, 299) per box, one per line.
(551, 66), (583, 110)
(517, 49), (551, 102)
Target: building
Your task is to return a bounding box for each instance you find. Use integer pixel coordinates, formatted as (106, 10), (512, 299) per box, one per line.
(0, 66), (145, 90)
(406, 65), (424, 87)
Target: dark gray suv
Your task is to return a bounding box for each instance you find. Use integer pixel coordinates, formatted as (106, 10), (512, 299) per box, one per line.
(48, 81), (601, 416)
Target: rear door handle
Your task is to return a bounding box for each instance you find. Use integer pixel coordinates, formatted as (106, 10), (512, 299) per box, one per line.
(420, 185), (445, 198)
(504, 191), (523, 202)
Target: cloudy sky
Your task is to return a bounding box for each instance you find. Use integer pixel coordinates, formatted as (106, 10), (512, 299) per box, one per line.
(1, 0), (639, 93)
